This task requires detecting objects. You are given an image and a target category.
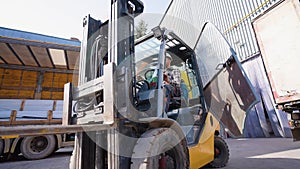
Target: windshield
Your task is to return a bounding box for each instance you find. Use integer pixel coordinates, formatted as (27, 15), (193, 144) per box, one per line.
(194, 23), (258, 137)
(135, 37), (161, 78)
(195, 24), (233, 87)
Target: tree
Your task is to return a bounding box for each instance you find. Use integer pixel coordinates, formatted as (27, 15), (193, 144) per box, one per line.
(135, 19), (148, 39)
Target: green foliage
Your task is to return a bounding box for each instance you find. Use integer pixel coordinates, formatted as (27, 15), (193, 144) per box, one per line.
(135, 19), (148, 39)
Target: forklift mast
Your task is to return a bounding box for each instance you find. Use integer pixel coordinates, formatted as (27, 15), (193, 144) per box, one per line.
(70, 0), (144, 169)
(75, 0), (143, 123)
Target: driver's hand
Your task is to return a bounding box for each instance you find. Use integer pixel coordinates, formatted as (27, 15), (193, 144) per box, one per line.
(163, 73), (170, 84)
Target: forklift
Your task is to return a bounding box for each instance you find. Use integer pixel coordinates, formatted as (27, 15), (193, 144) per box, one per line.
(65, 0), (259, 168)
(0, 0), (258, 168)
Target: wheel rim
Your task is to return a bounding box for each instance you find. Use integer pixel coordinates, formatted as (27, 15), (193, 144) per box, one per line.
(29, 136), (49, 153)
(215, 147), (221, 158)
(159, 149), (177, 169)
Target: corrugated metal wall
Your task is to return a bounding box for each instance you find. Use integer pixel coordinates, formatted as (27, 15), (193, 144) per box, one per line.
(161, 0), (282, 60)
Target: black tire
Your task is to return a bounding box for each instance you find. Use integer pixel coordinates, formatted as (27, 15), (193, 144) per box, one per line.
(0, 139), (3, 156)
(20, 135), (56, 160)
(208, 136), (229, 168)
(131, 128), (189, 169)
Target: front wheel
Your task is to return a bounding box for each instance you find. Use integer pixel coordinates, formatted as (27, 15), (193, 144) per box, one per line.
(208, 136), (230, 168)
(20, 135), (56, 160)
(131, 128), (189, 169)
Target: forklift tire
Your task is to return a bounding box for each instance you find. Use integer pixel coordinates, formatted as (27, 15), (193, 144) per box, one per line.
(0, 139), (3, 156)
(20, 135), (56, 160)
(131, 128), (189, 169)
(208, 136), (229, 168)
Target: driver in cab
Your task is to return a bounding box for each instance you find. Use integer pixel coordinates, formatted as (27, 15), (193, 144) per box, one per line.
(164, 52), (181, 112)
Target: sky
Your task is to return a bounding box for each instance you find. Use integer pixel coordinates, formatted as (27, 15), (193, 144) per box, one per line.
(0, 0), (171, 40)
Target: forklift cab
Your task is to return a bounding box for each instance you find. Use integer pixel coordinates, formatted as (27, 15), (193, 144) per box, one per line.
(133, 23), (259, 145)
(134, 32), (198, 108)
(129, 23), (259, 169)
(134, 30), (204, 144)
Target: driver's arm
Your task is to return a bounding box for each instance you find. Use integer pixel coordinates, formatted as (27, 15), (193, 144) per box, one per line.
(163, 73), (170, 84)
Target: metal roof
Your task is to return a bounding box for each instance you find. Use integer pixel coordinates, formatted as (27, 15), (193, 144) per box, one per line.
(0, 27), (80, 73)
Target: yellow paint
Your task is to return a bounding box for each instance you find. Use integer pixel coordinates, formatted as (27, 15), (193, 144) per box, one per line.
(180, 71), (192, 98)
(189, 112), (220, 169)
(0, 135), (19, 139)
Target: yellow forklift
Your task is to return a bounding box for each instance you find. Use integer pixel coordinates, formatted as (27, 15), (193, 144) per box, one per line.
(0, 0), (258, 168)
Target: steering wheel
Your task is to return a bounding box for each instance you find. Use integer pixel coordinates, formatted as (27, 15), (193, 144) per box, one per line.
(144, 69), (155, 81)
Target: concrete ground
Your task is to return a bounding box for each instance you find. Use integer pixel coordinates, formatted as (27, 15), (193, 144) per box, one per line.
(0, 138), (300, 169)
(0, 147), (72, 169)
(220, 138), (300, 169)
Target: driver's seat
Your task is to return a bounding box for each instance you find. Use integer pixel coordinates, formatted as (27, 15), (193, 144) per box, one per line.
(168, 80), (189, 110)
